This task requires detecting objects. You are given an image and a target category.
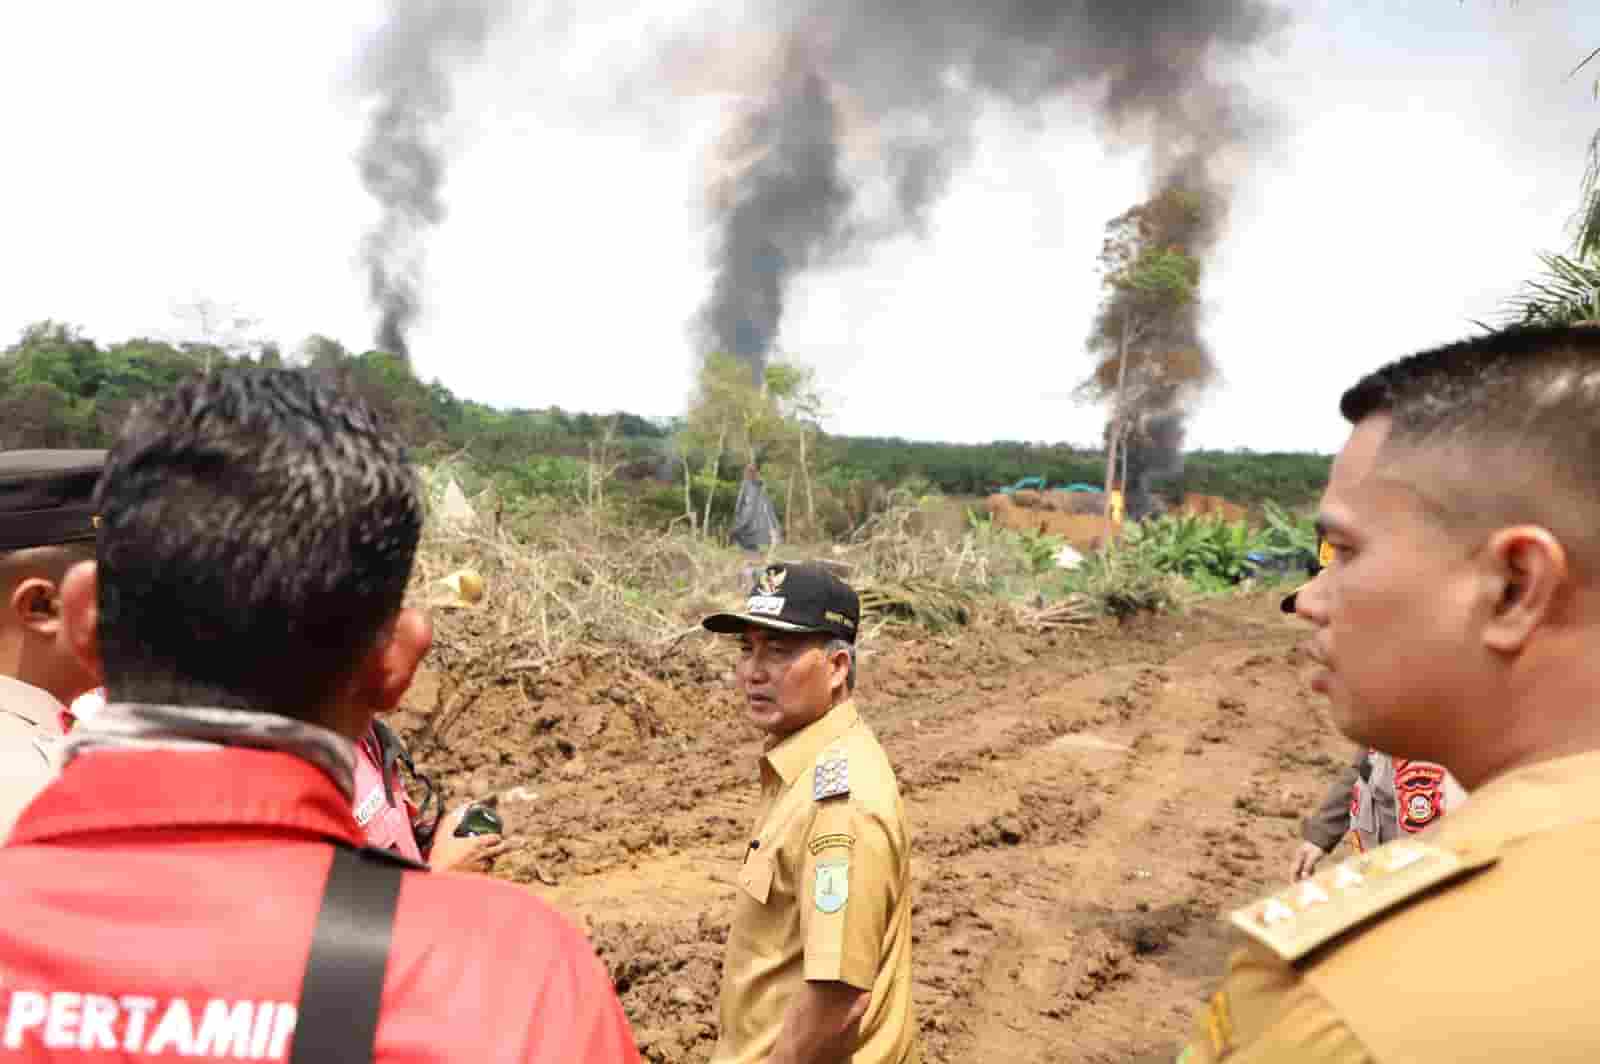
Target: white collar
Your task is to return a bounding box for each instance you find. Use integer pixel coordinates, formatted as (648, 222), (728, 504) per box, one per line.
(0, 674), (65, 735)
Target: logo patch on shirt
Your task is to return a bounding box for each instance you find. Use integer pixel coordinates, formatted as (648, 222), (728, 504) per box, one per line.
(814, 858), (849, 914)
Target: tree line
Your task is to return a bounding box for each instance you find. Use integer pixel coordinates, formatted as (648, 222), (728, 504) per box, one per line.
(0, 322), (1332, 525)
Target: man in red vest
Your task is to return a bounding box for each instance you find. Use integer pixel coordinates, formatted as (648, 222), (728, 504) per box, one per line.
(0, 369), (639, 1062)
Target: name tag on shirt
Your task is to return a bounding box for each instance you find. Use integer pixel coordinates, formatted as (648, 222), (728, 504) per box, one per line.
(354, 785), (386, 827)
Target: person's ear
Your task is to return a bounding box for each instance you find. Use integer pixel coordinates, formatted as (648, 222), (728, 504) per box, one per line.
(58, 560), (104, 686)
(11, 576), (63, 636)
(1480, 525), (1566, 654)
(826, 643), (850, 695)
(359, 608), (433, 712)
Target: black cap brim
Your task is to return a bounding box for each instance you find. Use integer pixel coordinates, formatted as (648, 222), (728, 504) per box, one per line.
(702, 612), (833, 637)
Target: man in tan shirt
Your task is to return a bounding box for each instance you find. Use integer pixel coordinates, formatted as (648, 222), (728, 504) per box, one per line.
(1180, 324), (1600, 1061)
(703, 563), (917, 1064)
(0, 450), (103, 837)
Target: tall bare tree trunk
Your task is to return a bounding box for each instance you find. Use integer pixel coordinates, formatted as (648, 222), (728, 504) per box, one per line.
(701, 426), (726, 536)
(800, 428), (817, 536)
(1104, 307), (1132, 520)
(1120, 423), (1130, 518)
(681, 453), (696, 532)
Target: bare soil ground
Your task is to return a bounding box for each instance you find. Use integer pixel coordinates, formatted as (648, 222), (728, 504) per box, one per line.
(395, 591), (1356, 1063)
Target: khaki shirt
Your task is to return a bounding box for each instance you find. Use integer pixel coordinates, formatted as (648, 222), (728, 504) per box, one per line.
(1181, 749), (1600, 1063)
(0, 674), (65, 840)
(712, 701), (917, 1064)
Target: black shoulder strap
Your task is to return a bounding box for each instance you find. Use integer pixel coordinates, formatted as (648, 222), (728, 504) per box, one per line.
(290, 845), (424, 1064)
(370, 719), (442, 850)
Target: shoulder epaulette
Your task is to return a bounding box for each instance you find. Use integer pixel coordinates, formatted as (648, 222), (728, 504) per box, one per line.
(1230, 840), (1497, 964)
(813, 746), (850, 801)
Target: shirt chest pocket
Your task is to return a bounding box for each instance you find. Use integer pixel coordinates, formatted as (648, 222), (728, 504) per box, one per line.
(739, 850), (775, 905)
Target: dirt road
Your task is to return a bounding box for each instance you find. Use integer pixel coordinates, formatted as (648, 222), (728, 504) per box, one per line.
(398, 592), (1356, 1062)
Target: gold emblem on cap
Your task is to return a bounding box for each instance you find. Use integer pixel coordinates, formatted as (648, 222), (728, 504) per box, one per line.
(757, 567), (787, 596)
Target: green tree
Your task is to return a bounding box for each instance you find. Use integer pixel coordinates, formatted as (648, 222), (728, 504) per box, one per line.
(1079, 188), (1213, 512)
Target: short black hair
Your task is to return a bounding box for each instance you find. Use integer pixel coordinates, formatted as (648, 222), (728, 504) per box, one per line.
(1339, 325), (1600, 547)
(1342, 325), (1600, 431)
(94, 369), (422, 718)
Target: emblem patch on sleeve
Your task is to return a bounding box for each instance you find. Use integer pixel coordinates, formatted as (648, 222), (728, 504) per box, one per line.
(815, 857), (849, 913)
(813, 755), (850, 800)
(809, 832), (855, 855)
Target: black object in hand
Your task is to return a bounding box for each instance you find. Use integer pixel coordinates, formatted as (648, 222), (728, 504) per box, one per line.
(454, 803), (504, 838)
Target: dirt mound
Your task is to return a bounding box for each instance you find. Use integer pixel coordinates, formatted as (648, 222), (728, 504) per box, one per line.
(1048, 490), (1109, 515)
(984, 494), (1116, 550)
(1176, 493), (1251, 524)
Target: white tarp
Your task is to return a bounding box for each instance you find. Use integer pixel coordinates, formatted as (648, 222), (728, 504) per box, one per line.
(1052, 544), (1085, 570)
(440, 478), (477, 526)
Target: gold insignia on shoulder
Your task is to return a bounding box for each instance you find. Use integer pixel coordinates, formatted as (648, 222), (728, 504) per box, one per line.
(1230, 840), (1497, 964)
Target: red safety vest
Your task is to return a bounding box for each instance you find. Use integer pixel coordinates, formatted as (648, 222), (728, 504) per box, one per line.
(0, 747), (640, 1062)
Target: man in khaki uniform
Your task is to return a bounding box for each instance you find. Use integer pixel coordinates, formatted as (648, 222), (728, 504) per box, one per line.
(1181, 324), (1600, 1061)
(0, 450), (102, 837)
(703, 563), (917, 1064)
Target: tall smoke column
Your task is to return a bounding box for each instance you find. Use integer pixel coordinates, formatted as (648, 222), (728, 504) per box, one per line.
(682, 0), (1285, 381)
(352, 0), (512, 360)
(697, 37), (852, 380)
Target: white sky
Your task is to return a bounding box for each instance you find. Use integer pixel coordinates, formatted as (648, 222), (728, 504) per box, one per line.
(3, 1), (1597, 454)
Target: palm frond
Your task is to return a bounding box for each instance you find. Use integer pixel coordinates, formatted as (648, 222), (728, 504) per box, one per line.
(1497, 251), (1600, 327)
(1576, 129), (1600, 260)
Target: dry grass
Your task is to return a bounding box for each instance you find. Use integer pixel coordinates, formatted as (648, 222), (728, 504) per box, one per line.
(404, 475), (1075, 742)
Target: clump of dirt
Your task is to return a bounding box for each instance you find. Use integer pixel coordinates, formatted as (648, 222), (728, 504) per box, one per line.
(1096, 904), (1197, 958)
(1044, 929), (1134, 1019)
(919, 779), (1102, 857)
(591, 917), (726, 1063)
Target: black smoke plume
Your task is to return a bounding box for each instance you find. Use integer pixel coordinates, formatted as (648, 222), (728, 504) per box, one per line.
(1124, 412), (1188, 520)
(682, 0), (1285, 379)
(352, 0), (513, 360)
(698, 38), (852, 379)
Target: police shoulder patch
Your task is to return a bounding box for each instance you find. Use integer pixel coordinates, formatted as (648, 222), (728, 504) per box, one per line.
(812, 750), (850, 801)
(1230, 839), (1497, 964)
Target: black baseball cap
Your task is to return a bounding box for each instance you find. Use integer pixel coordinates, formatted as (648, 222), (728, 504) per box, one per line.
(702, 562), (860, 643)
(0, 450), (105, 552)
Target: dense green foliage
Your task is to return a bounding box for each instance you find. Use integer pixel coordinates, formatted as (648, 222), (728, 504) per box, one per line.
(0, 322), (1332, 526)
(827, 436), (1329, 506)
(1054, 502), (1317, 616)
